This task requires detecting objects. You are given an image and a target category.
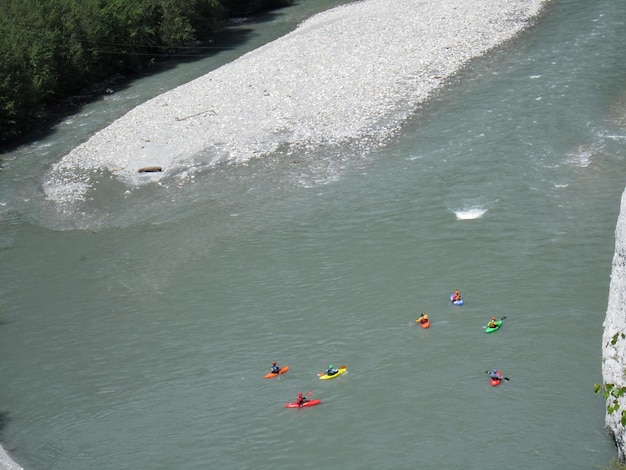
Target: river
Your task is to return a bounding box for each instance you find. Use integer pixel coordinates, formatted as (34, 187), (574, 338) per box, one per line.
(0, 0), (625, 468)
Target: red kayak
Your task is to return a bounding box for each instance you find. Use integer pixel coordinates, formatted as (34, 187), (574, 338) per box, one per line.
(416, 318), (430, 329)
(284, 399), (321, 408)
(264, 366), (289, 379)
(489, 370), (504, 386)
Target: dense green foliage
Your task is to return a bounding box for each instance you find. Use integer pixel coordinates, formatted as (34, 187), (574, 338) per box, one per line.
(595, 382), (626, 426)
(0, 0), (293, 145)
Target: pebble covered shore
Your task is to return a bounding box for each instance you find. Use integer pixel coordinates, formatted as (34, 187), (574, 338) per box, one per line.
(43, 0), (550, 205)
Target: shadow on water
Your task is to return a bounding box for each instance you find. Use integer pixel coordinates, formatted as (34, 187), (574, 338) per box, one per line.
(0, 412), (9, 432)
(0, 9), (286, 155)
(0, 411), (15, 451)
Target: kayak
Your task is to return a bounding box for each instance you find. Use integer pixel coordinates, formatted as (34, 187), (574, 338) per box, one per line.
(416, 318), (430, 329)
(284, 399), (321, 408)
(318, 366), (347, 380)
(489, 370), (504, 386)
(484, 321), (502, 333)
(450, 294), (464, 306)
(264, 366), (289, 379)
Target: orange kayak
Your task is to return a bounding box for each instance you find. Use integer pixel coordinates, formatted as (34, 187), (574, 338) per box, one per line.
(416, 318), (430, 328)
(264, 366), (289, 379)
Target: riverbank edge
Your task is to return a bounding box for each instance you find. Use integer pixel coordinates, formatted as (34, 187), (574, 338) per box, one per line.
(603, 187), (626, 461)
(0, 446), (22, 470)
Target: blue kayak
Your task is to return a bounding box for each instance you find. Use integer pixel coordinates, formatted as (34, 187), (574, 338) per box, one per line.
(450, 294), (464, 306)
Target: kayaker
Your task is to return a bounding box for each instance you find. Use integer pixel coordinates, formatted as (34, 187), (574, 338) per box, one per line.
(418, 313), (429, 324)
(297, 392), (309, 407)
(326, 365), (338, 376)
(452, 290), (461, 301)
(270, 362), (280, 374)
(488, 369), (503, 381)
(487, 317), (498, 328)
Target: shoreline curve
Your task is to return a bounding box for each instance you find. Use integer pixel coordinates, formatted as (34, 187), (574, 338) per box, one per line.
(0, 446), (22, 470)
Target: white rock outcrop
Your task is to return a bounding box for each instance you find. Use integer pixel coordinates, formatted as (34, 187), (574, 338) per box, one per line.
(602, 188), (626, 460)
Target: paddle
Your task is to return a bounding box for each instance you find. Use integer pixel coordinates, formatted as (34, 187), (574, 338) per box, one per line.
(485, 371), (510, 381)
(317, 365), (346, 377)
(482, 316), (507, 328)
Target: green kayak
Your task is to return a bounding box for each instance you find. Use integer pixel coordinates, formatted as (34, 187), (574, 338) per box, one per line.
(485, 320), (502, 333)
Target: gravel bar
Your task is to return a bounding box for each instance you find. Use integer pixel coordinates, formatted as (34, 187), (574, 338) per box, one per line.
(43, 0), (550, 204)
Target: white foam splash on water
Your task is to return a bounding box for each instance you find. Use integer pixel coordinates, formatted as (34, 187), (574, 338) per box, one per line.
(565, 146), (594, 167)
(453, 207), (488, 220)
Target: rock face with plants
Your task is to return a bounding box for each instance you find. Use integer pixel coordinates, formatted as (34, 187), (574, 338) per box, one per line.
(602, 188), (626, 461)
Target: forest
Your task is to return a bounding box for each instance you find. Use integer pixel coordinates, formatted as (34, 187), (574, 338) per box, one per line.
(0, 0), (293, 146)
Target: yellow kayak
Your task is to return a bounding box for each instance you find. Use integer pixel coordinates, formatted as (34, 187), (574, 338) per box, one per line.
(318, 366), (347, 380)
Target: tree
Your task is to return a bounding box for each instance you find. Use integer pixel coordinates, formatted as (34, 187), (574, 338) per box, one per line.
(0, 0), (297, 145)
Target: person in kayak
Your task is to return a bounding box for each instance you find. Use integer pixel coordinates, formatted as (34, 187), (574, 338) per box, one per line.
(452, 290), (461, 301)
(418, 313), (429, 325)
(326, 365), (338, 376)
(270, 362), (280, 374)
(488, 369), (503, 382)
(297, 392), (309, 407)
(487, 317), (498, 328)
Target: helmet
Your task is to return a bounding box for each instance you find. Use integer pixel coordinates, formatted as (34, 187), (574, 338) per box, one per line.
(329, 365), (333, 369)
(272, 362), (277, 365)
(492, 317), (496, 320)
(492, 369), (498, 374)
